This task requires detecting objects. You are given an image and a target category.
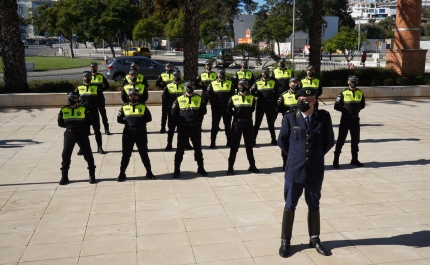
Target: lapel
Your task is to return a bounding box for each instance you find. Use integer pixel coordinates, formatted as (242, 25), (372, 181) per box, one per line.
(295, 110), (307, 132)
(307, 110), (319, 133)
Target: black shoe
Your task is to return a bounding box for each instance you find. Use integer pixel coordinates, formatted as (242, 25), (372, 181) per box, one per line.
(117, 172), (126, 182)
(333, 161), (339, 169)
(164, 144), (172, 151)
(59, 177), (69, 185)
(197, 167), (208, 176)
(105, 129), (112, 135)
(209, 143), (216, 149)
(350, 159), (364, 167)
(160, 128), (166, 133)
(186, 143), (193, 150)
(77, 149), (83, 156)
(248, 165), (260, 173)
(173, 169), (180, 178)
(279, 239), (291, 258)
(89, 176), (96, 184)
(226, 141), (231, 147)
(146, 172), (156, 179)
(98, 147), (106, 154)
(309, 238), (329, 256)
(271, 139), (277, 145)
(227, 167), (234, 175)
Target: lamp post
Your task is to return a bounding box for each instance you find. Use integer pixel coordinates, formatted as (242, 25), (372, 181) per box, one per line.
(240, 19), (244, 39)
(357, 15), (363, 57)
(292, 0), (296, 63)
(321, 20), (328, 61)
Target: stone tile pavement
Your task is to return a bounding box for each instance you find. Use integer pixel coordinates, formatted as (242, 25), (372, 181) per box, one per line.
(0, 99), (429, 265)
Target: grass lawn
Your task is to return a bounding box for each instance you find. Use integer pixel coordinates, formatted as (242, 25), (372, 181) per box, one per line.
(0, 56), (102, 72)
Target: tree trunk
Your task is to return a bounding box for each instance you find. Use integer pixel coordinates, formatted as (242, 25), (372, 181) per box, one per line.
(308, 0), (323, 76)
(69, 41), (75, 58)
(105, 40), (116, 58)
(184, 0), (199, 80)
(0, 0), (29, 93)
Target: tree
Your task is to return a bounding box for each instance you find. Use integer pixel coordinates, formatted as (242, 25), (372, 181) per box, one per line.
(184, 0), (199, 80)
(199, 19), (230, 47)
(133, 14), (164, 44)
(308, 0), (324, 74)
(233, 43), (261, 61)
(324, 0), (355, 28)
(165, 12), (185, 39)
(328, 26), (367, 62)
(322, 38), (337, 61)
(0, 0), (28, 92)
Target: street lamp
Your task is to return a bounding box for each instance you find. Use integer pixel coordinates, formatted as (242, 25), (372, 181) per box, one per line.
(357, 15), (363, 56)
(240, 19), (244, 39)
(292, 0), (296, 63)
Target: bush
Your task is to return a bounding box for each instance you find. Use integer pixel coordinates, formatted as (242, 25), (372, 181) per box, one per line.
(396, 76), (410, 85)
(383, 78), (396, 86)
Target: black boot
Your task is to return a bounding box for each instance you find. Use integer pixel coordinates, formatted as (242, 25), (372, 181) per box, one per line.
(350, 154), (364, 167)
(104, 124), (112, 135)
(59, 168), (69, 185)
(279, 209), (295, 258)
(210, 135), (216, 149)
(308, 209), (329, 256)
(186, 142), (193, 150)
(248, 160), (260, 173)
(77, 149), (83, 156)
(165, 135), (173, 151)
(98, 146), (106, 154)
(88, 166), (97, 184)
(227, 161), (234, 175)
(333, 151), (340, 169)
(173, 161), (181, 178)
(117, 168), (126, 182)
(145, 166), (156, 179)
(159, 127), (166, 133)
(197, 160), (208, 176)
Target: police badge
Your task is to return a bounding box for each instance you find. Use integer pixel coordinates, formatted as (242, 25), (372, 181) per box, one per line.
(77, 111), (81, 116)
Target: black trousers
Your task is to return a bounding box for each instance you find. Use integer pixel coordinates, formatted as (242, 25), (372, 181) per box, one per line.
(97, 99), (109, 129)
(335, 115), (360, 156)
(120, 128), (151, 170)
(174, 124), (203, 165)
(254, 101), (277, 142)
(167, 110), (178, 145)
(228, 120), (255, 165)
(88, 107), (102, 147)
(61, 130), (95, 169)
(161, 101), (168, 129)
(210, 105), (232, 143)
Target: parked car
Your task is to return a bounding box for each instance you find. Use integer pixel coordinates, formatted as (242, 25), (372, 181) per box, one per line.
(120, 47), (151, 58)
(105, 56), (164, 82)
(198, 48), (234, 68)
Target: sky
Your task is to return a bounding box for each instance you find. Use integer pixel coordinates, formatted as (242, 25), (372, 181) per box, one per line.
(255, 0), (266, 7)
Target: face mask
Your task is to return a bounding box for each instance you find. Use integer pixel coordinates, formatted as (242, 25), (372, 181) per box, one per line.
(290, 84), (299, 91)
(262, 73), (269, 79)
(91, 68), (97, 74)
(349, 82), (357, 89)
(242, 64), (248, 70)
(218, 74), (225, 80)
(129, 97), (138, 103)
(205, 66), (212, 71)
(298, 100), (311, 112)
(83, 78), (91, 84)
(280, 63), (286, 68)
(308, 72), (314, 77)
(166, 68), (172, 73)
(130, 77), (137, 83)
(174, 77), (181, 82)
(186, 87), (194, 94)
(67, 99), (78, 106)
(239, 86), (248, 93)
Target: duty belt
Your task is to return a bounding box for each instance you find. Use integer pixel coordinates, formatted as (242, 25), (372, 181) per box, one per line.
(66, 127), (86, 133)
(180, 122), (201, 127)
(234, 118), (252, 123)
(125, 126), (146, 131)
(342, 113), (359, 118)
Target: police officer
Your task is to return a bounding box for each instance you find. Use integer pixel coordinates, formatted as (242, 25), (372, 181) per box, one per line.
(58, 92), (96, 185)
(251, 67), (279, 145)
(76, 71), (106, 155)
(195, 61), (217, 103)
(156, 62), (175, 133)
(123, 63), (148, 88)
(301, 65), (322, 100)
(121, 70), (148, 104)
(90, 62), (111, 135)
(333, 75), (365, 168)
(207, 68), (235, 148)
(171, 81), (207, 178)
(277, 88), (334, 258)
(117, 89), (155, 181)
(273, 58), (293, 95)
(227, 79), (260, 175)
(234, 59), (255, 91)
(276, 77), (301, 169)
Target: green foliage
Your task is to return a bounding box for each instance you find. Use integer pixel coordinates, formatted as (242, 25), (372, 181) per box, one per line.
(165, 12), (185, 39)
(396, 77), (410, 86)
(425, 24), (430, 36)
(199, 19), (230, 46)
(133, 15), (165, 42)
(383, 78), (396, 86)
(326, 26), (367, 62)
(233, 44), (261, 61)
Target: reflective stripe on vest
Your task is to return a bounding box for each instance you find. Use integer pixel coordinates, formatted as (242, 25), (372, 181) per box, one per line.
(122, 104), (146, 117)
(236, 70), (253, 80)
(126, 73), (145, 83)
(77, 85), (98, 96)
(124, 83), (146, 95)
(200, 72), (217, 81)
(301, 78), (319, 89)
(342, 89), (363, 103)
(167, 83), (186, 95)
(282, 91), (298, 106)
(62, 106), (86, 121)
(273, 69), (292, 79)
(177, 95), (202, 109)
(231, 94), (254, 107)
(91, 74), (104, 85)
(161, 72), (174, 82)
(211, 80), (232, 92)
(255, 79), (276, 90)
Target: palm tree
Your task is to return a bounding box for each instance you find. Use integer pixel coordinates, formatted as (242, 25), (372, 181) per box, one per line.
(0, 0), (29, 92)
(308, 0), (323, 76)
(183, 0), (199, 80)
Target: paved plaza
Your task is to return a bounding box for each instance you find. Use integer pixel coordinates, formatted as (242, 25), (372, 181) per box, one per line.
(0, 99), (429, 265)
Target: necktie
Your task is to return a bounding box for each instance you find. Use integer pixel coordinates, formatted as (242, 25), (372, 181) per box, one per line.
(305, 116), (310, 127)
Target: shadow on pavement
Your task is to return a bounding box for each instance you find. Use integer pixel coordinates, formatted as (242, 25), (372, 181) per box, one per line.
(326, 159), (430, 170)
(345, 138), (421, 143)
(0, 139), (42, 148)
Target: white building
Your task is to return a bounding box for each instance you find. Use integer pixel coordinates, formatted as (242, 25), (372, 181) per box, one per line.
(17, 0), (57, 39)
(349, 1), (397, 24)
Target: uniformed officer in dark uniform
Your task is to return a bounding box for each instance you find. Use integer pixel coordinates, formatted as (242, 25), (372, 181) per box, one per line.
(276, 77), (300, 169)
(301, 65), (322, 102)
(123, 63), (148, 88)
(76, 71), (106, 155)
(227, 79), (260, 175)
(90, 62), (111, 135)
(171, 81), (207, 178)
(277, 88), (334, 258)
(195, 61), (217, 103)
(156, 62), (175, 133)
(251, 67), (279, 145)
(58, 92), (97, 185)
(207, 68), (235, 148)
(234, 59), (255, 91)
(333, 75), (365, 168)
(121, 70), (149, 104)
(117, 89), (155, 181)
